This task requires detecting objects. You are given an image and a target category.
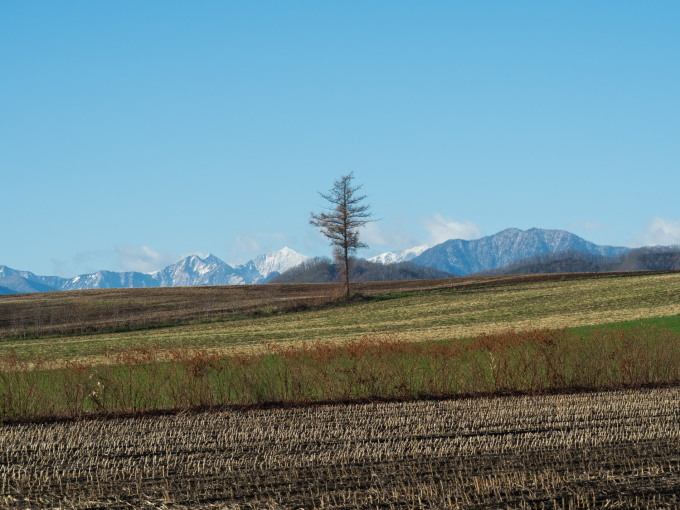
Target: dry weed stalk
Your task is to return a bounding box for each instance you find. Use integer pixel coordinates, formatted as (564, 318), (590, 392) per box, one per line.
(1, 325), (679, 422)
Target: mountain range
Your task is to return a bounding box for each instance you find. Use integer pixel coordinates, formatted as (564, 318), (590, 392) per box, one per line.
(378, 228), (629, 276)
(0, 228), (661, 295)
(474, 246), (680, 276)
(368, 245), (430, 264)
(0, 247), (309, 295)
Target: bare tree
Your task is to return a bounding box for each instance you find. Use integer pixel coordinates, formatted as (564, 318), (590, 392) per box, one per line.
(310, 173), (373, 298)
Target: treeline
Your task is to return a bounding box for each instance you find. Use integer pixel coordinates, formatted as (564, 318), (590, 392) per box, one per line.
(270, 258), (453, 284)
(475, 247), (680, 276)
(272, 247), (680, 284)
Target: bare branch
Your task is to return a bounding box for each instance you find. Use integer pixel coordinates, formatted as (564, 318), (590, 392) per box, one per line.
(309, 173), (373, 298)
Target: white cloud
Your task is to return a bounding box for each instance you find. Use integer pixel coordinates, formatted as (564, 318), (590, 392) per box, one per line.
(635, 218), (680, 247)
(50, 250), (114, 277)
(49, 246), (175, 276)
(422, 214), (481, 245)
(302, 230), (330, 256)
(50, 260), (71, 278)
(227, 232), (292, 264)
(233, 235), (264, 254)
(181, 251), (210, 259)
(569, 221), (606, 232)
(115, 245), (176, 273)
(359, 222), (420, 249)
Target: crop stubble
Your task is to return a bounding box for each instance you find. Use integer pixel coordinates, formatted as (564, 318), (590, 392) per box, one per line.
(1, 387), (678, 508)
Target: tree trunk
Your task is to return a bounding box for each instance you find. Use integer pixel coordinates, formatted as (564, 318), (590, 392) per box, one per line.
(343, 245), (350, 298)
(310, 173), (372, 301)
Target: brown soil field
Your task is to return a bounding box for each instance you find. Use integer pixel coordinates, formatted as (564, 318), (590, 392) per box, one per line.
(1, 387), (678, 509)
(2, 271), (678, 365)
(0, 270), (675, 341)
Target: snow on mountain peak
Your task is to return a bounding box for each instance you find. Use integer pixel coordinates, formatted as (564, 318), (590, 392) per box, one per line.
(368, 245), (430, 264)
(252, 247), (310, 277)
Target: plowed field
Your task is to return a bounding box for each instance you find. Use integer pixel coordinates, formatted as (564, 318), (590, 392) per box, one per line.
(2, 387), (678, 508)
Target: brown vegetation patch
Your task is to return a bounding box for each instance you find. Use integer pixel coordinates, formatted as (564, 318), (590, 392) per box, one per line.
(2, 326), (678, 422)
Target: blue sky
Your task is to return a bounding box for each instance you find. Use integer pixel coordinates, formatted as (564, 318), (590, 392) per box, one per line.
(2, 1), (679, 276)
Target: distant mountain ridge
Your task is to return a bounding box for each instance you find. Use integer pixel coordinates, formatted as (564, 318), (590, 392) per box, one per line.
(368, 245), (430, 264)
(409, 228), (629, 275)
(0, 248), (310, 295)
(473, 246), (680, 276)
(1, 228), (662, 295)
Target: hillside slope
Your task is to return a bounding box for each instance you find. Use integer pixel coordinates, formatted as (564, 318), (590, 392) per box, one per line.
(411, 228), (628, 275)
(270, 258), (453, 284)
(475, 247), (680, 276)
(2, 271), (678, 363)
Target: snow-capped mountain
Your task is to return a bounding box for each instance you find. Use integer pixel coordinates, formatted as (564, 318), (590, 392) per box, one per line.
(251, 246), (310, 277)
(61, 270), (158, 291)
(410, 228), (629, 275)
(0, 231), (641, 294)
(368, 245), (430, 264)
(0, 248), (311, 294)
(153, 254), (245, 287)
(233, 247), (311, 284)
(0, 266), (58, 294)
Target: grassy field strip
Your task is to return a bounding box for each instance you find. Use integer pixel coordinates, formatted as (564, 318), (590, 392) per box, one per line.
(2, 387), (678, 508)
(2, 272), (675, 341)
(3, 325), (677, 420)
(37, 305), (679, 368)
(1, 273), (678, 364)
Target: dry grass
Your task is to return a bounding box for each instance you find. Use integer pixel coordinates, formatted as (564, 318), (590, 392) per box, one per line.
(2, 272), (678, 364)
(1, 387), (677, 508)
(1, 271), (674, 341)
(2, 273), (678, 508)
(2, 326), (678, 422)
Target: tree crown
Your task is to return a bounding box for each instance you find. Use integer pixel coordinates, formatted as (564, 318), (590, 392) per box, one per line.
(309, 172), (372, 252)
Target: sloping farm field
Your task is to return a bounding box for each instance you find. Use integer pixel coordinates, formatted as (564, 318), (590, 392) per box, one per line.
(1, 272), (678, 364)
(2, 272), (663, 340)
(1, 387), (678, 509)
(1, 272), (679, 507)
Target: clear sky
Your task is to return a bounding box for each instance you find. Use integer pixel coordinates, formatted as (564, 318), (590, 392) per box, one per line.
(2, 1), (679, 276)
